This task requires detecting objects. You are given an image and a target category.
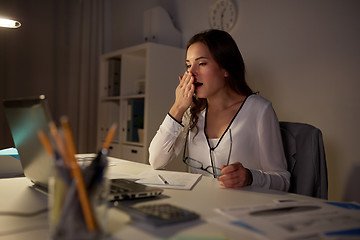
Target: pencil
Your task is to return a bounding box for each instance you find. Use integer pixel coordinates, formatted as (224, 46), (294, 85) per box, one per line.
(60, 116), (77, 157)
(49, 122), (68, 163)
(50, 120), (97, 232)
(102, 123), (117, 150)
(37, 130), (54, 156)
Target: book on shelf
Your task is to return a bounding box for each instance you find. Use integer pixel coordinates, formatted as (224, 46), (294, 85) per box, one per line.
(126, 99), (144, 143)
(99, 101), (119, 142)
(108, 58), (121, 97)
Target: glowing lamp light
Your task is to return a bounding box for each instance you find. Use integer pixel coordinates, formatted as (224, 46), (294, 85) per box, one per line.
(0, 18), (21, 28)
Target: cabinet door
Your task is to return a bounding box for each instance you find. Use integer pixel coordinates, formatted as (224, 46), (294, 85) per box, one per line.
(108, 142), (121, 157)
(120, 145), (145, 163)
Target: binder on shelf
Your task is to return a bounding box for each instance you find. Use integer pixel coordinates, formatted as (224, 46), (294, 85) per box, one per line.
(108, 58), (121, 96)
(109, 102), (120, 142)
(98, 103), (108, 141)
(99, 101), (119, 142)
(125, 99), (144, 143)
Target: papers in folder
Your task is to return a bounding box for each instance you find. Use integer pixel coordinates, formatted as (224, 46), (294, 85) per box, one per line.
(136, 170), (202, 190)
(212, 200), (360, 239)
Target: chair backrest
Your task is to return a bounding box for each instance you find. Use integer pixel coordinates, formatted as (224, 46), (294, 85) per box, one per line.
(343, 164), (360, 202)
(279, 122), (328, 199)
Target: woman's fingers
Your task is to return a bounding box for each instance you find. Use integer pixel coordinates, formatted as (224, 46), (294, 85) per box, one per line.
(218, 162), (250, 188)
(169, 71), (195, 121)
(176, 71), (194, 103)
(221, 162), (242, 174)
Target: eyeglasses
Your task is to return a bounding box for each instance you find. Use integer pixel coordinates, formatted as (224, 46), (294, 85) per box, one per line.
(183, 128), (232, 178)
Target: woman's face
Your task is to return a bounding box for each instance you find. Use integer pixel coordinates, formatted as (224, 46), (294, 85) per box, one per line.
(186, 42), (228, 99)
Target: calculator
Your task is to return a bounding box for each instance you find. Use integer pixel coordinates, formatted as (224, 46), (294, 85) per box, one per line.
(115, 203), (200, 227)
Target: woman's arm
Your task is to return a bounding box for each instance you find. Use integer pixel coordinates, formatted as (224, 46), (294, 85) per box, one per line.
(149, 71), (195, 169)
(251, 103), (290, 191)
(148, 114), (187, 169)
(218, 101), (290, 191)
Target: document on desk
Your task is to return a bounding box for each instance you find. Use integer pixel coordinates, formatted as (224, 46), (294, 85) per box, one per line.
(135, 170), (202, 190)
(212, 200), (360, 240)
(0, 147), (23, 177)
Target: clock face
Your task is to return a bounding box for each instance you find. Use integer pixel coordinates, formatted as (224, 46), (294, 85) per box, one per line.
(209, 0), (237, 32)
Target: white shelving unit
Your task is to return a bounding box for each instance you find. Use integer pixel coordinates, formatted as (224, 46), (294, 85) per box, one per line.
(97, 43), (184, 164)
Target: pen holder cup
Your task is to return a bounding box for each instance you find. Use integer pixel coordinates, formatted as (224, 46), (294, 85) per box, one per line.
(49, 156), (109, 240)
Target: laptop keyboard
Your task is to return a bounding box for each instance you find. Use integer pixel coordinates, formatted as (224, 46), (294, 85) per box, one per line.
(109, 178), (163, 201)
(110, 178), (144, 192)
(110, 184), (129, 193)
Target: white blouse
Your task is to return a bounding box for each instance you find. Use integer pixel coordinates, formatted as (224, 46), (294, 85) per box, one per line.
(149, 94), (290, 191)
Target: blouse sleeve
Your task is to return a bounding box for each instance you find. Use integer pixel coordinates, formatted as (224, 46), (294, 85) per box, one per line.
(249, 103), (291, 191)
(148, 113), (187, 169)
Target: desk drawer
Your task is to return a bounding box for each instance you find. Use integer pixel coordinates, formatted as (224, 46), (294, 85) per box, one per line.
(108, 142), (121, 158)
(120, 145), (144, 163)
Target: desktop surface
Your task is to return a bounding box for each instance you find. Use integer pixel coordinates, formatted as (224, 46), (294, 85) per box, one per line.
(0, 156), (321, 240)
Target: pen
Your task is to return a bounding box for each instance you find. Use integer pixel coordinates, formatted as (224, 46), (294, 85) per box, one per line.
(249, 205), (321, 216)
(158, 174), (169, 184)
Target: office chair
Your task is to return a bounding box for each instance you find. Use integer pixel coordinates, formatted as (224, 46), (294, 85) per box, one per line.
(279, 122), (328, 199)
(343, 164), (360, 202)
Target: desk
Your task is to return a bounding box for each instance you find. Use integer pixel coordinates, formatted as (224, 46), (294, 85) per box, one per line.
(0, 156), (318, 240)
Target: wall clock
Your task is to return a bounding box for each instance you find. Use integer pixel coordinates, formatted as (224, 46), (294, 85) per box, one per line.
(209, 0), (237, 32)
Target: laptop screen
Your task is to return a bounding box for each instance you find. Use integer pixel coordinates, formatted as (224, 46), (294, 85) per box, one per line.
(3, 95), (53, 187)
(3, 95), (164, 200)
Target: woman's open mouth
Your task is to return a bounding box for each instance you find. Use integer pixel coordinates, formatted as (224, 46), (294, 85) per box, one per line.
(194, 82), (203, 88)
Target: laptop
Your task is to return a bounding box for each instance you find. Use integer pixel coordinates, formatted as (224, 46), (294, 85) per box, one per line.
(3, 95), (163, 200)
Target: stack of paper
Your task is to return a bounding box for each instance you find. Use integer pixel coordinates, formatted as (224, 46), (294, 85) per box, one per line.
(212, 200), (360, 239)
(136, 170), (202, 190)
(0, 148), (23, 177)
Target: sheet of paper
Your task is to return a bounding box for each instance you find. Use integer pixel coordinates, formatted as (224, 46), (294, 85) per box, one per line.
(0, 147), (19, 158)
(0, 147), (23, 177)
(212, 200), (360, 240)
(135, 170), (202, 190)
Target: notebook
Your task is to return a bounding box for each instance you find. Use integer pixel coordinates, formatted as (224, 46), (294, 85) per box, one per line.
(3, 95), (163, 200)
